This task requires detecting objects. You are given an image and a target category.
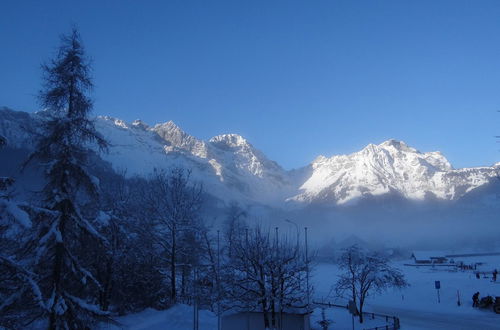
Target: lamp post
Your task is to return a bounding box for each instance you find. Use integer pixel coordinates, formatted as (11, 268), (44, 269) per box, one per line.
(217, 230), (221, 330)
(245, 227), (250, 330)
(285, 219), (299, 248)
(275, 226), (280, 330)
(193, 266), (199, 330)
(190, 262), (215, 330)
(305, 226), (310, 313)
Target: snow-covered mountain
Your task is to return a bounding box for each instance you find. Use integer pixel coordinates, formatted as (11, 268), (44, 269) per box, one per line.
(290, 139), (499, 204)
(98, 116), (294, 204)
(0, 108), (293, 204)
(1, 107), (499, 207)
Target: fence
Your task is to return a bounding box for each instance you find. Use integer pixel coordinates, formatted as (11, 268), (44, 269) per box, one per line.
(312, 300), (400, 330)
(363, 326), (399, 330)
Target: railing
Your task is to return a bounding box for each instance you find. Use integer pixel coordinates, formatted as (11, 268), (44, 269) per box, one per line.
(363, 325), (399, 330)
(312, 300), (400, 330)
(312, 300), (347, 309)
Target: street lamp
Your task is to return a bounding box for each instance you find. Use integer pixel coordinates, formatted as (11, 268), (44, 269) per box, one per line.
(305, 226), (310, 314)
(285, 219), (299, 248)
(285, 219), (311, 327)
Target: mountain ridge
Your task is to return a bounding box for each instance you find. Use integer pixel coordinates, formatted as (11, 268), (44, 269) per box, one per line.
(291, 138), (498, 204)
(0, 107), (498, 207)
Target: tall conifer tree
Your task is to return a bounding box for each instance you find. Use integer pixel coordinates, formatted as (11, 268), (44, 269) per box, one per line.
(28, 28), (108, 329)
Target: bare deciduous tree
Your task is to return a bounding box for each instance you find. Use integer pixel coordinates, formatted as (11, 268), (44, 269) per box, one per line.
(227, 225), (308, 329)
(144, 167), (203, 303)
(91, 173), (169, 313)
(335, 245), (407, 323)
(223, 202), (247, 258)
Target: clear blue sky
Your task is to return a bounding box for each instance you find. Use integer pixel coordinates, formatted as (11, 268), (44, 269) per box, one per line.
(2, 0), (500, 169)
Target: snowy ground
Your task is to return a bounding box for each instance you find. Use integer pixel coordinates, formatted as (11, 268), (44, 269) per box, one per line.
(310, 306), (395, 330)
(313, 254), (500, 330)
(98, 305), (217, 330)
(101, 254), (500, 330)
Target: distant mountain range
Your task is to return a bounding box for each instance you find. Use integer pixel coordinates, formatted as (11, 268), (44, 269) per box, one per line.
(1, 107), (499, 208)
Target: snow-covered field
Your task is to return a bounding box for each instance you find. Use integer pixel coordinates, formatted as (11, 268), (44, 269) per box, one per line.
(313, 254), (500, 330)
(98, 305), (217, 330)
(100, 254), (500, 330)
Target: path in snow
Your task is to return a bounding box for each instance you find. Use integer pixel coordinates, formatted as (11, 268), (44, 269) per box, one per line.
(372, 305), (499, 330)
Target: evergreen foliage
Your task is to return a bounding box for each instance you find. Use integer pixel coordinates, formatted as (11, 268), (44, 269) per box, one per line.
(26, 28), (109, 329)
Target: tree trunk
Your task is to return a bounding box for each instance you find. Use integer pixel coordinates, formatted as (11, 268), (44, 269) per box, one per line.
(358, 299), (364, 323)
(49, 239), (64, 330)
(263, 312), (270, 329)
(181, 265), (186, 301)
(271, 298), (276, 329)
(99, 259), (113, 311)
(261, 298), (270, 329)
(170, 228), (176, 302)
(49, 202), (69, 330)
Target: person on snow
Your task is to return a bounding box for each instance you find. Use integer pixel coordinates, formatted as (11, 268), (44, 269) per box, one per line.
(472, 292), (480, 307)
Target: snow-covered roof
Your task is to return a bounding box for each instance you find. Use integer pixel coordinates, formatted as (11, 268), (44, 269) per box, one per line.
(412, 251), (447, 261)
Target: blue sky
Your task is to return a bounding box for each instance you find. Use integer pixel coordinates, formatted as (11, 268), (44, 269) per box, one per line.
(1, 0), (500, 169)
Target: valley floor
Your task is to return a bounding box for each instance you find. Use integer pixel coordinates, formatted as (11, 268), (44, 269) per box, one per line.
(313, 255), (500, 330)
(101, 254), (500, 330)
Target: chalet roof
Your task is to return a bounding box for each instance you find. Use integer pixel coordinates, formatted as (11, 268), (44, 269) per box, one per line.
(411, 251), (447, 261)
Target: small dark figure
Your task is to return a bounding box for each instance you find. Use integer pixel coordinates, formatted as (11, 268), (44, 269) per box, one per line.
(493, 269), (498, 282)
(473, 292), (480, 307)
(476, 272), (480, 279)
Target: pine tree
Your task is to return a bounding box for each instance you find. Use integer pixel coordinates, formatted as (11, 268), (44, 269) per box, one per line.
(0, 135), (44, 328)
(27, 28), (108, 329)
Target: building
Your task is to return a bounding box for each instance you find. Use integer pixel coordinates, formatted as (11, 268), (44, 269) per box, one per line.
(411, 251), (448, 264)
(221, 311), (311, 330)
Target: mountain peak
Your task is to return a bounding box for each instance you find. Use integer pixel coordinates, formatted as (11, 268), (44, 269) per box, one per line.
(154, 120), (182, 131)
(151, 120), (208, 157)
(209, 134), (249, 148)
(152, 120), (188, 138)
(99, 116), (129, 129)
(312, 155), (328, 164)
(377, 139), (416, 153)
(380, 139), (406, 148)
(131, 119), (149, 130)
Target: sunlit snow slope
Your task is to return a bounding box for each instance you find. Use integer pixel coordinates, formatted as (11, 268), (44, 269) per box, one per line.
(290, 139), (499, 204)
(1, 107), (498, 207)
